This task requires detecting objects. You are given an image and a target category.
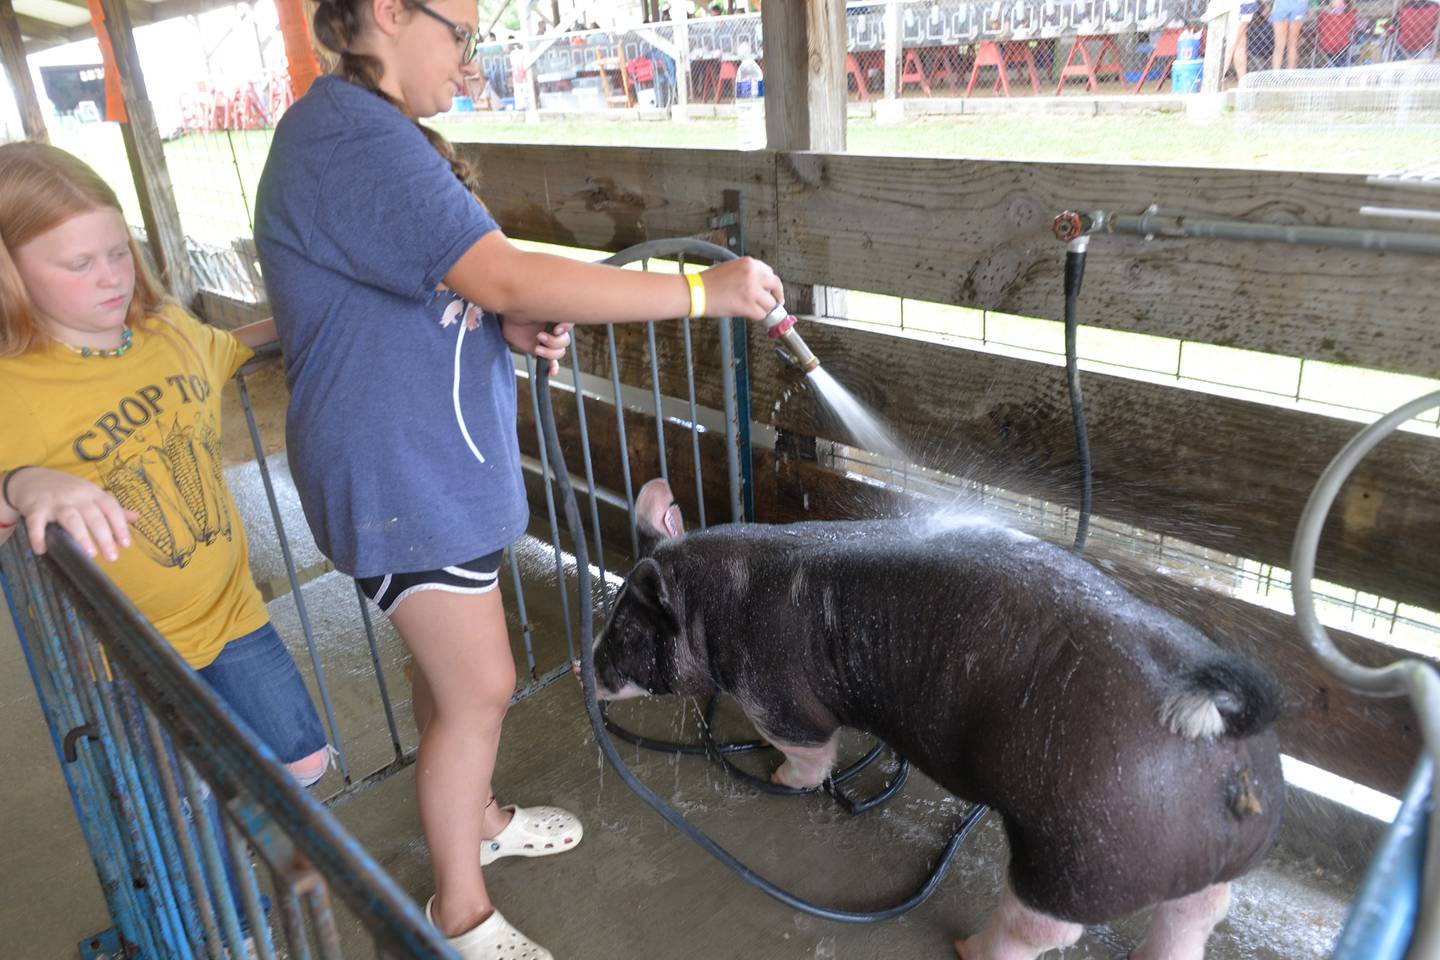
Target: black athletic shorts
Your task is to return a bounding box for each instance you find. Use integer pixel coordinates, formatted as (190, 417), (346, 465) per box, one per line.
(356, 549), (505, 616)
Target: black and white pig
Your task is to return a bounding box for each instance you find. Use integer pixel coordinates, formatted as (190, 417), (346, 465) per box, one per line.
(593, 479), (1285, 960)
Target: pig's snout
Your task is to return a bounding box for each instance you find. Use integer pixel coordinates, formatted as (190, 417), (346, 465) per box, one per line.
(590, 636), (652, 701)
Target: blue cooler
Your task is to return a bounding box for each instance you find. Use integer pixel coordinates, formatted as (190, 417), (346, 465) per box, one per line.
(1171, 58), (1203, 93)
(451, 95), (475, 112)
(1177, 32), (1203, 59)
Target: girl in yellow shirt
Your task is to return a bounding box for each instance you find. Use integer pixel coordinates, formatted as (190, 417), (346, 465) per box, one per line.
(0, 142), (328, 789)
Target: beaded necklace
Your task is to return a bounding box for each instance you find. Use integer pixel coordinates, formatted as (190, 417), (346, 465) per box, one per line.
(59, 326), (133, 358)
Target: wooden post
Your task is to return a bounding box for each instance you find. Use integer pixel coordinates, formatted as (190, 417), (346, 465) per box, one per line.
(673, 2), (689, 121)
(97, 0), (198, 305)
(760, 0), (846, 315)
(883, 0), (900, 100)
(521, 0), (540, 120)
(0, 0), (48, 141)
(761, 0), (846, 151)
(1200, 0), (1228, 95)
(274, 0), (321, 98)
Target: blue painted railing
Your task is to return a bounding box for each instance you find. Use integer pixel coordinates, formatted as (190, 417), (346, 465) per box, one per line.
(1, 526), (460, 959)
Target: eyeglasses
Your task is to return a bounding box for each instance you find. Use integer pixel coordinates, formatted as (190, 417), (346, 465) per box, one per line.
(407, 2), (479, 64)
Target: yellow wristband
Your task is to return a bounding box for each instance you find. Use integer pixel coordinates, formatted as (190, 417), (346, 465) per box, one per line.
(685, 272), (706, 319)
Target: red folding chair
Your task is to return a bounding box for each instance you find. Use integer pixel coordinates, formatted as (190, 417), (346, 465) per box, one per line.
(628, 57), (655, 85)
(1311, 10), (1358, 65)
(1393, 2), (1439, 57)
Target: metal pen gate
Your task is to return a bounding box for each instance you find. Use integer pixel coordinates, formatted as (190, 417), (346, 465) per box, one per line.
(0, 237), (753, 958)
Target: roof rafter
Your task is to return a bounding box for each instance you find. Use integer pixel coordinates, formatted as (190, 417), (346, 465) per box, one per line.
(16, 12), (71, 38)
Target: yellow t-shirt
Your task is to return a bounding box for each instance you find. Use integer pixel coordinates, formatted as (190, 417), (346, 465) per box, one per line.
(0, 305), (269, 668)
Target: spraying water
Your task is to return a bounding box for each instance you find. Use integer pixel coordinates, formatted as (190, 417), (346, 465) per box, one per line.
(805, 367), (911, 465)
(766, 310), (911, 465)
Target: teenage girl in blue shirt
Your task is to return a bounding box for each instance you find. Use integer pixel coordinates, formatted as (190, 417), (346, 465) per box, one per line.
(253, 1), (785, 955)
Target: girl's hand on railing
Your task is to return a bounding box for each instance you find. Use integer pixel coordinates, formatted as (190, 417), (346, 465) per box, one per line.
(503, 320), (572, 376)
(4, 468), (139, 563)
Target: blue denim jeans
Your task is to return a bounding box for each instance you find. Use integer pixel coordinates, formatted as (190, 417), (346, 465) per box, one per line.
(197, 622), (326, 764)
(193, 622), (326, 937)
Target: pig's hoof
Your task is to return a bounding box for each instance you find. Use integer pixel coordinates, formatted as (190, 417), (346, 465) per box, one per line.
(770, 764), (823, 790)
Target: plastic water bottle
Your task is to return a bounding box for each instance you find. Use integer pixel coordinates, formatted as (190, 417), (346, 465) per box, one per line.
(735, 42), (765, 151)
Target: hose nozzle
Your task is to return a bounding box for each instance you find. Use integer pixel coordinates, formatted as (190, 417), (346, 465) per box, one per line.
(762, 305), (820, 374)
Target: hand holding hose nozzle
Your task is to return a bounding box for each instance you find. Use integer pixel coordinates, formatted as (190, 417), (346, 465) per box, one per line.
(761, 302), (821, 374)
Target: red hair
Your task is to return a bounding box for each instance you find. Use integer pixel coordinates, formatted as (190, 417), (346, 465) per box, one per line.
(0, 142), (171, 357)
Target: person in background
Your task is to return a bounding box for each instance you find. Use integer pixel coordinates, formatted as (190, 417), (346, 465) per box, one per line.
(1270, 0), (1307, 67)
(1223, 0), (1262, 79)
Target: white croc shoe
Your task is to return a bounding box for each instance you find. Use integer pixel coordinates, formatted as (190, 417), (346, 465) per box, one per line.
(480, 805), (583, 866)
(426, 897), (553, 960)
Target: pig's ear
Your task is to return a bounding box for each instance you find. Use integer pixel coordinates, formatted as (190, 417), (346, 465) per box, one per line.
(624, 558), (681, 633)
(635, 478), (685, 557)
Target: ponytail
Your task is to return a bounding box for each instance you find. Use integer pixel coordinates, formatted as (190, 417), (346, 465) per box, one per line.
(312, 0), (481, 196)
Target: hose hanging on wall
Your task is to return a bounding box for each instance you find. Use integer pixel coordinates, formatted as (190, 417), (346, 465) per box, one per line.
(1062, 234), (1093, 555)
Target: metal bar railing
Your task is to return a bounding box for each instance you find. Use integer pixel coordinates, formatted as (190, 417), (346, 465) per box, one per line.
(680, 311), (709, 531)
(568, 343), (615, 618)
(1, 526), (460, 959)
(236, 370), (353, 786)
(507, 547), (541, 683)
(589, 238), (749, 530)
(527, 355), (578, 664)
(645, 317), (671, 484)
(605, 324), (642, 558)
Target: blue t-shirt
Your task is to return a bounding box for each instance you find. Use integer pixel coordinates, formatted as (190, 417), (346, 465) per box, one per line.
(253, 75), (528, 578)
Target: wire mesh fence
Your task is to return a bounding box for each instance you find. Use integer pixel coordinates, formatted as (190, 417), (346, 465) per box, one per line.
(872, 0), (1202, 99)
(454, 22), (683, 113)
(1235, 57), (1440, 125)
(452, 0), (1437, 112)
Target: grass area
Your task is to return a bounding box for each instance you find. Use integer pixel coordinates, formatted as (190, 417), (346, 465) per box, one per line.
(51, 107), (1425, 248)
(434, 111), (1431, 173)
(51, 124), (273, 247)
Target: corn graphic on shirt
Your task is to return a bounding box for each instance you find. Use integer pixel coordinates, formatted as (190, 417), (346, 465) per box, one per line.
(0, 305), (268, 668)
